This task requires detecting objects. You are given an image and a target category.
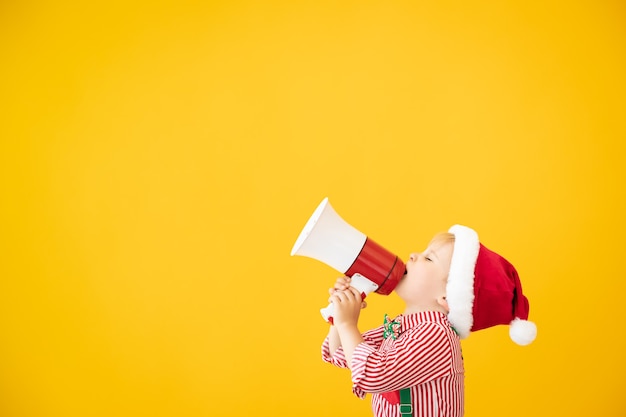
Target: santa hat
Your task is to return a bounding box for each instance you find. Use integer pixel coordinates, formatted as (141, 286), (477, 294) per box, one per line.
(446, 224), (537, 345)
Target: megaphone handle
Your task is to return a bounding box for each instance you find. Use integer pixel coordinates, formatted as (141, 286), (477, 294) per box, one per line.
(321, 273), (378, 324)
(320, 293), (366, 325)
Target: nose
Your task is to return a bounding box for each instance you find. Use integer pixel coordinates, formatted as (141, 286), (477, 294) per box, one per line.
(409, 253), (420, 262)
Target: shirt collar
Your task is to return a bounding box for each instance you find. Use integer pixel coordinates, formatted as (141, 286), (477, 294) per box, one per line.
(399, 311), (450, 330)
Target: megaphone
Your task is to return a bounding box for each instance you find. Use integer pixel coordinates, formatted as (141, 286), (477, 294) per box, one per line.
(290, 197), (406, 323)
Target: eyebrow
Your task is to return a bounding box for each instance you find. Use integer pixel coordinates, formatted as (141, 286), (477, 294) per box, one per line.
(427, 247), (441, 261)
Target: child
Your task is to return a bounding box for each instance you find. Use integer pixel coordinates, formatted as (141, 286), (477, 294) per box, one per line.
(321, 224), (536, 417)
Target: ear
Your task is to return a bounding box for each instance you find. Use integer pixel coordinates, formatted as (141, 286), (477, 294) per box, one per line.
(437, 296), (450, 314)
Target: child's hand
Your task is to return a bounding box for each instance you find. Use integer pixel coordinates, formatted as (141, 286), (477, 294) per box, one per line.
(329, 286), (363, 328)
(328, 276), (367, 309)
(328, 275), (350, 294)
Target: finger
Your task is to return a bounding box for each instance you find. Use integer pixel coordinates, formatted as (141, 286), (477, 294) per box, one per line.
(335, 288), (358, 304)
(339, 289), (357, 302)
(336, 277), (350, 290)
(330, 290), (349, 303)
(347, 286), (362, 299)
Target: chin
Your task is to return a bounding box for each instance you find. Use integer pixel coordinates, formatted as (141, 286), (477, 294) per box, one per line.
(394, 283), (408, 300)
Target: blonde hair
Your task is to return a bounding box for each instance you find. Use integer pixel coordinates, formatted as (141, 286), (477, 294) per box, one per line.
(429, 232), (455, 247)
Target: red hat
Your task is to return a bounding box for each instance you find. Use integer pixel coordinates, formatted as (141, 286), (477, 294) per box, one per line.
(446, 225), (537, 345)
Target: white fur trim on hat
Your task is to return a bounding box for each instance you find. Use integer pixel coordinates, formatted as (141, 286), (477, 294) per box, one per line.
(509, 318), (537, 345)
(446, 225), (480, 339)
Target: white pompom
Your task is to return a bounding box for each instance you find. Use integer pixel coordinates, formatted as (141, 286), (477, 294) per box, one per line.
(509, 318), (537, 345)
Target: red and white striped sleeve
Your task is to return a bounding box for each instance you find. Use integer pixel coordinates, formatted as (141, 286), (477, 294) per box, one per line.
(321, 336), (348, 368)
(321, 324), (386, 369)
(350, 321), (453, 396)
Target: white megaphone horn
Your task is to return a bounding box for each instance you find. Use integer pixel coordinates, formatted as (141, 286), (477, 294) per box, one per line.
(290, 197), (406, 323)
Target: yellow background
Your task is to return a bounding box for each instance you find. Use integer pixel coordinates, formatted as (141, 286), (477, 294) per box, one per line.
(1, 1), (625, 416)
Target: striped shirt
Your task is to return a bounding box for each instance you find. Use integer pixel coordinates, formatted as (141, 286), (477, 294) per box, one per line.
(322, 311), (464, 417)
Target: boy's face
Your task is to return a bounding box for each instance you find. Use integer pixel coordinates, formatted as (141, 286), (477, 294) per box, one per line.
(395, 241), (454, 309)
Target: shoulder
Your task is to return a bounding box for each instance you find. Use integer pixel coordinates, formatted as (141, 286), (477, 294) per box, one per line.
(401, 320), (456, 344)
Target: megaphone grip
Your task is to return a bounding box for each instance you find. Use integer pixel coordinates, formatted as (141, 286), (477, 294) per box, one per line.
(321, 274), (378, 323)
(320, 292), (367, 324)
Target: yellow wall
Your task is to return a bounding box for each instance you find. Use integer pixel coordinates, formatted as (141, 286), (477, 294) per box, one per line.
(1, 1), (625, 416)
